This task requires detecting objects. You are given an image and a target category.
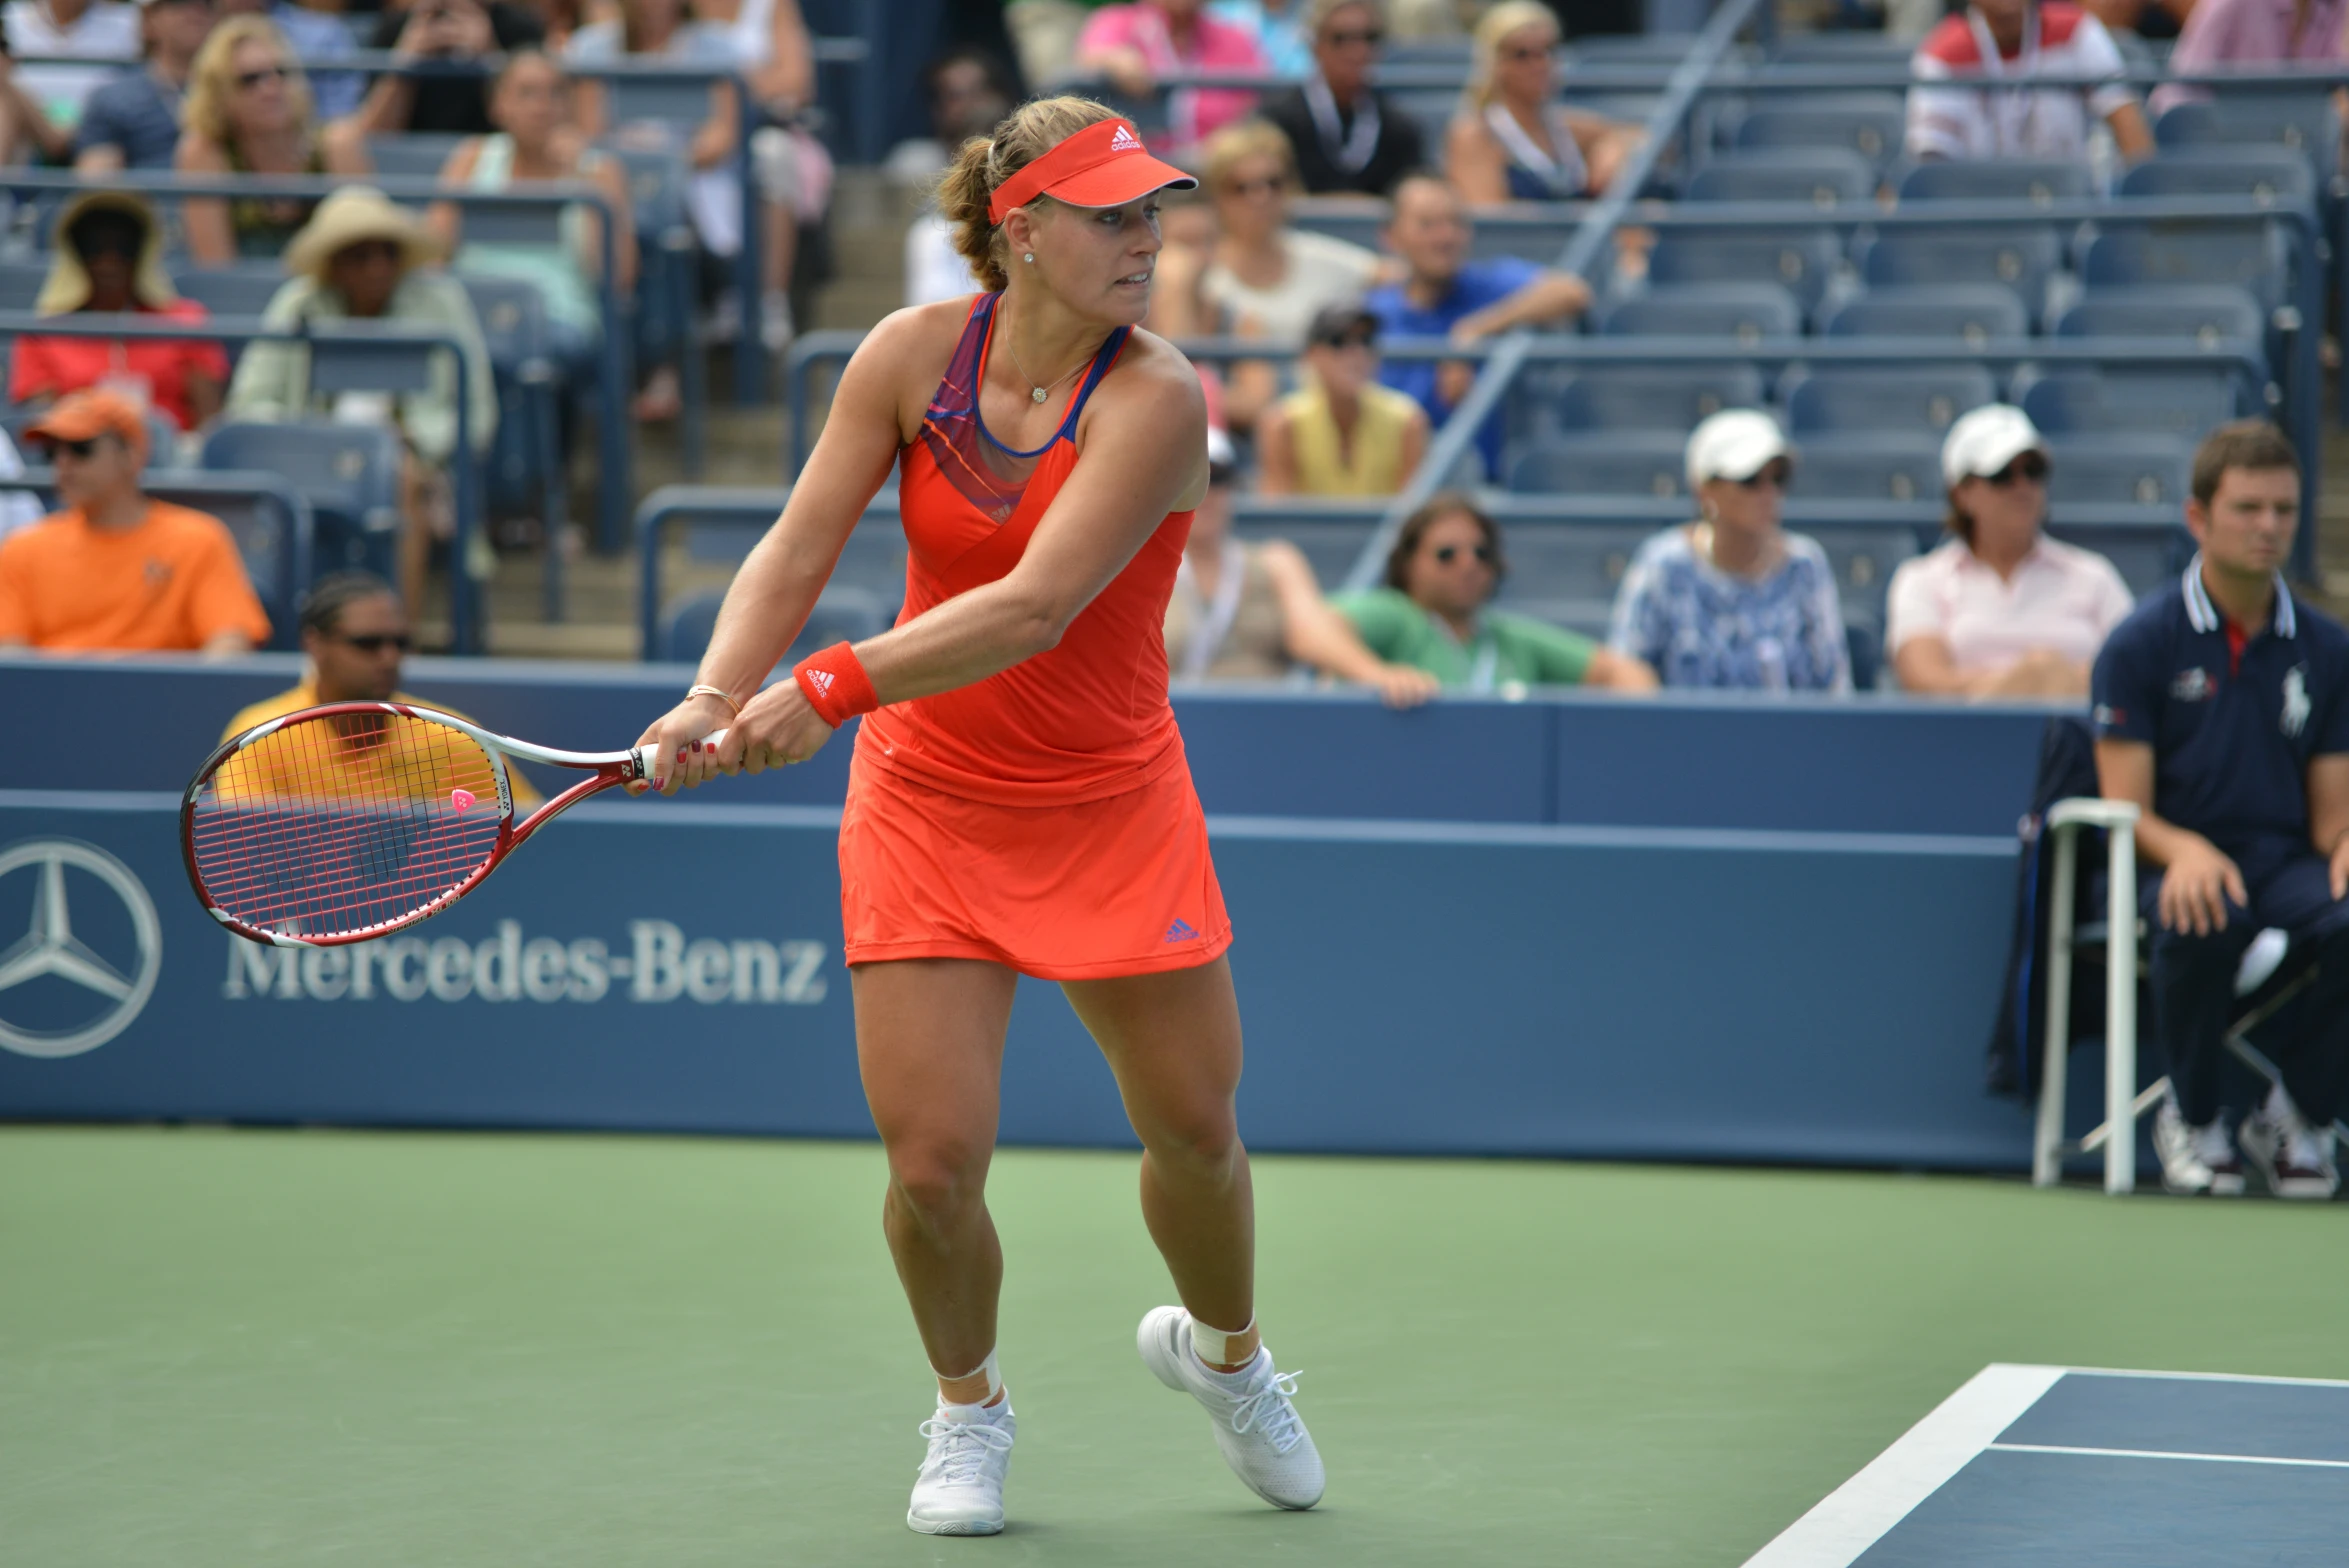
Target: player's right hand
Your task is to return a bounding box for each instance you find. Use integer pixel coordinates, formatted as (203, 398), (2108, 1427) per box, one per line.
(632, 693), (733, 796)
(2157, 837), (2247, 937)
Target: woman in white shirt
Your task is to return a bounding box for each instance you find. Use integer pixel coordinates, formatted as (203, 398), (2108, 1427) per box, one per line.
(1195, 116), (1384, 344)
(1888, 404), (2136, 699)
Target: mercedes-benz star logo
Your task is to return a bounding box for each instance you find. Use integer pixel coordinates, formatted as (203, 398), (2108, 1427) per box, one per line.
(0, 839), (162, 1059)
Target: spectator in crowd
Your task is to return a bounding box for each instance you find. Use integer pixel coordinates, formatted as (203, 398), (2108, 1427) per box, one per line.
(219, 0), (361, 119)
(1447, 1), (1645, 204)
(1197, 118), (1386, 343)
(2093, 421), (2349, 1198)
(1365, 173), (1590, 478)
(1076, 0), (1270, 156)
(1255, 300), (1428, 496)
(219, 569), (546, 799)
(1263, 0), (1425, 198)
(228, 187), (497, 613)
(429, 51), (636, 382)
(10, 192), (229, 436)
(1214, 0), (1311, 77)
(0, 389), (268, 655)
(1335, 492), (1660, 692)
(72, 0), (212, 173)
(903, 47), (1018, 308)
(3, 0), (139, 135)
(1908, 0), (2154, 164)
(2151, 0), (2345, 114)
(177, 15), (370, 264)
(0, 429), (43, 542)
(1142, 182), (1222, 338)
(1608, 411), (1852, 693)
(361, 0), (542, 136)
(1888, 404), (2135, 699)
(701, 0), (836, 350)
(2086, 0), (2194, 44)
(1167, 428), (1439, 702)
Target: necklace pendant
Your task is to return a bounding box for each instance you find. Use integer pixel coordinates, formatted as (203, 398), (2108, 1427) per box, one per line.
(1031, 386), (1048, 404)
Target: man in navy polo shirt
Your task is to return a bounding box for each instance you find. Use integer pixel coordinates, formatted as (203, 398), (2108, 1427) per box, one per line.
(2092, 421), (2349, 1199)
(1364, 175), (1591, 481)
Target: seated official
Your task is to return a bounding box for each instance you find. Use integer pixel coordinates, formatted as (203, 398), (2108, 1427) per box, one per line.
(1254, 301), (1427, 498)
(0, 390), (268, 656)
(1609, 410), (1850, 693)
(223, 569), (542, 802)
(1890, 406), (2135, 700)
(1166, 429), (1436, 706)
(1364, 175), (1589, 481)
(2093, 421), (2349, 1199)
(1334, 492), (1658, 694)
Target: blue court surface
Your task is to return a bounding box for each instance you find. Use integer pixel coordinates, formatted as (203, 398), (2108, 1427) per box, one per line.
(1743, 1365), (2349, 1566)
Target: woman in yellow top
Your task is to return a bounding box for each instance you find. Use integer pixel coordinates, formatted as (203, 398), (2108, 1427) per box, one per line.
(1253, 301), (1428, 497)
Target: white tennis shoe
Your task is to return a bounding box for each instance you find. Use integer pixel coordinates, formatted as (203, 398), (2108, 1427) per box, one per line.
(1136, 1306), (1324, 1510)
(906, 1399), (1016, 1536)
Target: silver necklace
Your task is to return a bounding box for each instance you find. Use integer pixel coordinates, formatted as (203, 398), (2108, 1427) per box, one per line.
(999, 305), (1087, 405)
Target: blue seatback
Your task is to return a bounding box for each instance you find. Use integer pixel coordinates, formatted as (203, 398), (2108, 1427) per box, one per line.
(2051, 283), (2266, 346)
(1791, 431), (1944, 502)
(201, 420), (402, 548)
(1507, 431), (1688, 497)
(595, 140), (692, 237)
(1490, 520), (1658, 635)
(2079, 223), (2291, 312)
(455, 274), (549, 376)
(1644, 229), (1842, 313)
(1856, 228), (2063, 322)
(1820, 284), (2030, 343)
(176, 267), (289, 319)
(364, 134), (470, 179)
(2045, 434), (2195, 505)
(0, 261), (45, 312)
(662, 584), (889, 663)
(1729, 94), (1906, 168)
(1685, 148), (1877, 206)
(1782, 364), (1999, 434)
(1596, 282), (1803, 341)
(2117, 148), (2316, 209)
(2012, 366), (2246, 436)
(2153, 95), (2339, 180)
(1552, 363), (1769, 431)
(1897, 159), (2096, 204)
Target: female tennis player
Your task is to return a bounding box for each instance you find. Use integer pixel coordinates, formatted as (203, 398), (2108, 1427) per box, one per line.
(633, 98), (1322, 1536)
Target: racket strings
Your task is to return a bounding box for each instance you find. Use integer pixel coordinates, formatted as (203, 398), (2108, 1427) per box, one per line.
(189, 713), (506, 939)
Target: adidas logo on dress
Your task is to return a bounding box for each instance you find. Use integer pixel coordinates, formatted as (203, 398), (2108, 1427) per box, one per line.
(1164, 919), (1197, 943)
(1110, 126), (1141, 152)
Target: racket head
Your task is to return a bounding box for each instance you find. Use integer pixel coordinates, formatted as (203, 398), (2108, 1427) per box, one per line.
(182, 702), (517, 948)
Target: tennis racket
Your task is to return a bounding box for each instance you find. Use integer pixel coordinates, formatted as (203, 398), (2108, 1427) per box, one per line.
(181, 702), (727, 948)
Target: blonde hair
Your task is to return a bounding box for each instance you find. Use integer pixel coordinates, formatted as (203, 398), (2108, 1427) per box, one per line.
(938, 95), (1122, 293)
(1202, 119), (1300, 194)
(1467, 1), (1558, 110)
(185, 15), (313, 148)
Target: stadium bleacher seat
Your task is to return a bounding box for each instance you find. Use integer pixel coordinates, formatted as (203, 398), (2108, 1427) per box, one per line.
(1855, 228), (2064, 324)
(2153, 95), (2339, 179)
(2051, 284), (2266, 349)
(203, 419), (402, 576)
(1896, 159), (2095, 205)
(0, 261), (43, 312)
(1233, 513), (1377, 588)
(1781, 364), (1998, 434)
(2045, 434), (2195, 505)
(2011, 365), (2247, 436)
(1487, 520), (1656, 639)
(1685, 147), (1877, 207)
(1507, 431), (1688, 496)
(2044, 519), (2192, 594)
(1643, 229), (1842, 313)
(1820, 284), (2030, 345)
(365, 134), (469, 179)
(176, 268), (289, 319)
(1728, 94), (1906, 168)
(455, 274), (565, 529)
(2118, 147), (2317, 209)
(1551, 363), (1769, 431)
(2079, 223), (2292, 312)
(660, 583), (888, 663)
(1790, 430), (1944, 501)
(1596, 281), (1803, 341)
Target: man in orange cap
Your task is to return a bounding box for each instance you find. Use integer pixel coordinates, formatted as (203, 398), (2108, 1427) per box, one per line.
(0, 388), (269, 655)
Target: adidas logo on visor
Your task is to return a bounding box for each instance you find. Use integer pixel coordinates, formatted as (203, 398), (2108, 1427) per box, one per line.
(1110, 125), (1141, 152)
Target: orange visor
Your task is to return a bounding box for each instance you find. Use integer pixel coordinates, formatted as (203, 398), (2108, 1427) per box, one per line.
(987, 118), (1197, 223)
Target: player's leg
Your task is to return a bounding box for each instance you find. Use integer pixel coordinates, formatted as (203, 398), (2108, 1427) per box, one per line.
(853, 956), (1021, 1534)
(2144, 869), (2259, 1193)
(1064, 956), (1323, 1511)
(2236, 851), (2349, 1196)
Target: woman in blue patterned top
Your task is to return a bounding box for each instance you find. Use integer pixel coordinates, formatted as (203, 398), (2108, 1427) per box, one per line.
(1607, 410), (1851, 693)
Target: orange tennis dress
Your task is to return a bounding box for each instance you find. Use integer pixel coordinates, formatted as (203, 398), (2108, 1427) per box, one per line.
(836, 292), (1231, 979)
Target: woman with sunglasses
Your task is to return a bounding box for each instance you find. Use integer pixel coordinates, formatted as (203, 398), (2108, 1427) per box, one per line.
(1196, 118), (1386, 347)
(1255, 299), (1425, 496)
(176, 15), (370, 265)
(1446, 1), (1644, 206)
(1609, 410), (1851, 693)
(1337, 491), (1659, 691)
(1887, 405), (2134, 699)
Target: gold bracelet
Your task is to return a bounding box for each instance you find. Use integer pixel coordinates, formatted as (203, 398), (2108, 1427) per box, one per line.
(685, 683), (743, 718)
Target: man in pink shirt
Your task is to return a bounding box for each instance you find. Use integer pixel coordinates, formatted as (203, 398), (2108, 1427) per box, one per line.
(2151, 0), (2349, 116)
(1887, 405), (2138, 698)
(1078, 0), (1269, 155)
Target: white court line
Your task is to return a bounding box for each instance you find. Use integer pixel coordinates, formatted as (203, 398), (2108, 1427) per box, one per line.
(1739, 1364), (2066, 1568)
(1988, 1442), (2349, 1471)
(2047, 1365), (2349, 1390)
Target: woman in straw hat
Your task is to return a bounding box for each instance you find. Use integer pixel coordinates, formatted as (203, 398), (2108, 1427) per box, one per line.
(176, 14), (370, 266)
(10, 191), (228, 435)
(227, 187), (498, 619)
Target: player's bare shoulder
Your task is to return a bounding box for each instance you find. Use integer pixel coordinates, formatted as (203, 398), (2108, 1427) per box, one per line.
(848, 297), (982, 441)
(1089, 326), (1207, 432)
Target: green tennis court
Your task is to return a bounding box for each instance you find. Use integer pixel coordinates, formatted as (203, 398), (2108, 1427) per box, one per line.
(6, 1126), (2346, 1566)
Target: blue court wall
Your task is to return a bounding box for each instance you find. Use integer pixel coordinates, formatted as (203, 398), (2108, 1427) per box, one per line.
(0, 795), (2031, 1170)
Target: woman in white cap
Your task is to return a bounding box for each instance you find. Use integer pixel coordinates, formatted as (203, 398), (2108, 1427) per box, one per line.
(227, 187), (498, 617)
(1887, 404), (2133, 699)
(1609, 409), (1851, 692)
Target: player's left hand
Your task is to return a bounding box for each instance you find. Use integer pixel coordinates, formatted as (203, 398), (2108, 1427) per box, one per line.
(715, 679), (836, 775)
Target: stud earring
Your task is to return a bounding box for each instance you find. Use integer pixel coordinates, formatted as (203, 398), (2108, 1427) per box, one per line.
(1023, 252), (1035, 263)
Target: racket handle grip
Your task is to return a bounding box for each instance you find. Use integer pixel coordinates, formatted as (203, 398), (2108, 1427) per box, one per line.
(636, 727), (730, 781)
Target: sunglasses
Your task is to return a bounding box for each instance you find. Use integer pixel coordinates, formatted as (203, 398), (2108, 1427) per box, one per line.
(235, 64), (291, 90)
(335, 632), (412, 654)
(1500, 43), (1553, 62)
(1324, 27), (1383, 45)
(1221, 175), (1285, 199)
(1432, 543), (1496, 566)
(1984, 454), (2049, 487)
(1314, 330), (1375, 351)
(46, 435), (114, 459)
(1737, 462), (1792, 491)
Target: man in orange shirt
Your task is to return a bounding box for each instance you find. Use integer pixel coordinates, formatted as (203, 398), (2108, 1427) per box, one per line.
(0, 389), (269, 655)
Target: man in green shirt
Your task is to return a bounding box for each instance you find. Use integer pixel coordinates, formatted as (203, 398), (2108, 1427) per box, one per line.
(1333, 493), (1659, 693)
